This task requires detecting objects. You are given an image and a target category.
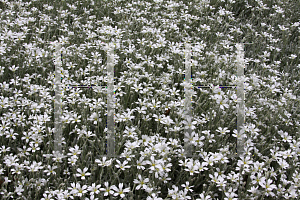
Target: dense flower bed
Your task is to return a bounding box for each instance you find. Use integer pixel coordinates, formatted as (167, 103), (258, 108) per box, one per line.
(0, 0), (299, 199)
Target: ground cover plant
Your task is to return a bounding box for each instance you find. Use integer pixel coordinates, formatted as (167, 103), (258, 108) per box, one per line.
(0, 0), (300, 199)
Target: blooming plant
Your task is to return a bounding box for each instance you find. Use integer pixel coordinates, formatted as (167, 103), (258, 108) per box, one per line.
(0, 0), (299, 199)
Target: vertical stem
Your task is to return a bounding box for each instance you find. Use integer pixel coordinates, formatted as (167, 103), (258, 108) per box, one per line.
(184, 42), (193, 157)
(54, 42), (63, 154)
(107, 43), (115, 157)
(236, 43), (245, 157)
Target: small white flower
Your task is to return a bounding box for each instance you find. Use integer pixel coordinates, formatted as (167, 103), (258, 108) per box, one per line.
(110, 183), (130, 199)
(95, 156), (113, 167)
(8, 65), (19, 72)
(43, 165), (58, 176)
(216, 127), (230, 135)
(200, 24), (211, 31)
(76, 167), (91, 180)
(133, 174), (149, 190)
(88, 183), (101, 196)
(68, 145), (82, 156)
(289, 54), (297, 59)
(196, 192), (211, 200)
(115, 160), (131, 171)
(181, 181), (194, 193)
(259, 179), (277, 191)
(89, 112), (101, 125)
(278, 24), (288, 31)
(100, 182), (114, 196)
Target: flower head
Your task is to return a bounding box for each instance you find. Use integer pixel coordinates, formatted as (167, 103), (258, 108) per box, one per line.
(76, 167), (91, 180)
(110, 183), (130, 199)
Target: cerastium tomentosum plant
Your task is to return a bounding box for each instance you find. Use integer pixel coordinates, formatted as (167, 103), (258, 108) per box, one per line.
(0, 0), (299, 199)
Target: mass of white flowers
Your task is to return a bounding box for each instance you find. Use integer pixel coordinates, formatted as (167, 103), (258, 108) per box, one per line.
(0, 0), (299, 199)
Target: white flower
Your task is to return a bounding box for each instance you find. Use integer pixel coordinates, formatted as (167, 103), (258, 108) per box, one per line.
(216, 127), (230, 135)
(110, 183), (130, 199)
(5, 129), (18, 140)
(156, 161), (172, 174)
(278, 24), (288, 31)
(146, 193), (163, 200)
(247, 185), (260, 195)
(69, 113), (81, 123)
(87, 183), (101, 196)
(89, 112), (101, 125)
(224, 188), (238, 200)
(43, 165), (58, 176)
(71, 182), (88, 197)
(209, 172), (220, 184)
(185, 163), (200, 176)
(277, 158), (289, 169)
(95, 156), (113, 167)
(52, 151), (66, 163)
(136, 156), (147, 170)
(216, 176), (227, 189)
(115, 159), (131, 170)
(68, 156), (78, 166)
(41, 193), (54, 200)
(289, 54), (297, 60)
(27, 161), (44, 172)
(259, 179), (277, 192)
(273, 5), (284, 14)
(200, 24), (211, 31)
(133, 174), (150, 190)
(181, 181), (194, 193)
(99, 182), (114, 196)
(68, 145), (82, 156)
(227, 172), (239, 183)
(15, 184), (24, 196)
(191, 133), (205, 147)
(8, 65), (19, 72)
(145, 156), (163, 172)
(196, 192), (211, 200)
(279, 131), (292, 143)
(237, 155), (253, 170)
(76, 167), (91, 180)
(183, 119), (197, 130)
(160, 116), (175, 126)
(123, 126), (138, 139)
